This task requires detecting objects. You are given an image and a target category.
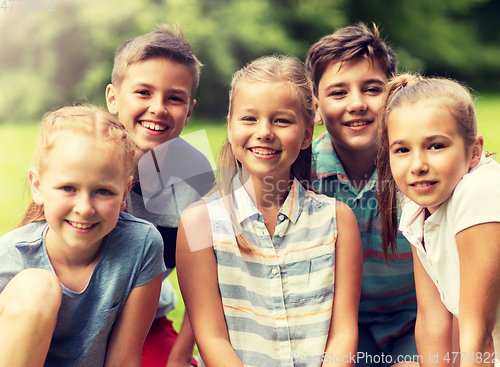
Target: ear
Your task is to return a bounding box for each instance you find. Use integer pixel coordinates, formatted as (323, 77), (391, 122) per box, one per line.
(28, 168), (44, 205)
(184, 99), (196, 126)
(313, 97), (324, 126)
(105, 84), (119, 115)
(469, 135), (484, 170)
(121, 176), (133, 211)
(301, 123), (314, 150)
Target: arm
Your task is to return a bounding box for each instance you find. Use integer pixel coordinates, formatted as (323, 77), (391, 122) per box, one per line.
(412, 245), (453, 367)
(323, 202), (363, 367)
(456, 223), (500, 367)
(176, 202), (244, 367)
(104, 275), (162, 367)
(166, 312), (196, 367)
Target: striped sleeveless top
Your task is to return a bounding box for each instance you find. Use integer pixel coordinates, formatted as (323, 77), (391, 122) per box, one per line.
(203, 177), (337, 367)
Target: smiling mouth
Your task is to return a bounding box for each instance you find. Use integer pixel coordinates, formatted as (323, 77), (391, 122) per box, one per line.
(345, 120), (372, 127)
(140, 121), (167, 131)
(67, 220), (97, 229)
(250, 148), (279, 155)
(411, 182), (437, 187)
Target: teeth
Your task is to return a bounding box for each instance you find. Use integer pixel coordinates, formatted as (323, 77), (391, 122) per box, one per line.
(347, 121), (369, 127)
(414, 182), (433, 187)
(251, 148), (277, 155)
(141, 122), (167, 131)
(69, 221), (94, 229)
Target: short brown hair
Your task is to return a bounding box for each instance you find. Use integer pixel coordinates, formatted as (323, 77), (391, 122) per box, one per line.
(306, 23), (397, 96)
(111, 24), (203, 100)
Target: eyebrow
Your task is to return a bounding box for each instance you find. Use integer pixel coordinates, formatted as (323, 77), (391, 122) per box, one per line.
(132, 83), (189, 96)
(389, 135), (451, 148)
(324, 78), (385, 91)
(237, 107), (296, 117)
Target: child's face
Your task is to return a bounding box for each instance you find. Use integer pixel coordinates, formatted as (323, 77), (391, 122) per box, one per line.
(388, 100), (476, 214)
(228, 82), (313, 183)
(315, 57), (387, 157)
(29, 133), (131, 255)
(106, 57), (195, 160)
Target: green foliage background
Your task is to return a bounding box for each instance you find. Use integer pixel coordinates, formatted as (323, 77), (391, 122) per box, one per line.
(1, 0), (500, 341)
(0, 0), (499, 123)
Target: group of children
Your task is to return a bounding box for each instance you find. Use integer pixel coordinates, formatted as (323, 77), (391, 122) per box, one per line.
(0, 20), (499, 367)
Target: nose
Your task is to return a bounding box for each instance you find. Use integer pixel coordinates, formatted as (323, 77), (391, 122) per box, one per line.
(346, 90), (367, 113)
(148, 95), (168, 116)
(256, 120), (274, 140)
(74, 193), (96, 218)
(410, 151), (429, 175)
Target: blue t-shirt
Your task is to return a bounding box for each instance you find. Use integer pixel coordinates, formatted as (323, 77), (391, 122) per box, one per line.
(0, 211), (166, 367)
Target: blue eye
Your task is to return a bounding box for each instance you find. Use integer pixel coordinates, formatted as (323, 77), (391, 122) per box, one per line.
(96, 188), (112, 195)
(275, 118), (291, 124)
(60, 186), (75, 192)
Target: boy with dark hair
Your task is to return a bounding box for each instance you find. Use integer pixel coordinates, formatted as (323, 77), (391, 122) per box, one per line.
(307, 23), (418, 367)
(106, 24), (214, 367)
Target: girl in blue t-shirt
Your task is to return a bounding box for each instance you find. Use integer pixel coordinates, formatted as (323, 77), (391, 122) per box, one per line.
(0, 105), (165, 366)
(177, 55), (363, 367)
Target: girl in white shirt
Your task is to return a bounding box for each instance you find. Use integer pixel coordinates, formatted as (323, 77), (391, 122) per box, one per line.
(377, 74), (500, 366)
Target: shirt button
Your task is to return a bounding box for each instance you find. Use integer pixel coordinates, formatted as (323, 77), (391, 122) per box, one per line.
(278, 232), (284, 237)
(278, 214), (284, 221)
(272, 268), (278, 275)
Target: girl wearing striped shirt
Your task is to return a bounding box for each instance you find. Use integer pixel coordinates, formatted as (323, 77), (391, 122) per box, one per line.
(177, 55), (363, 367)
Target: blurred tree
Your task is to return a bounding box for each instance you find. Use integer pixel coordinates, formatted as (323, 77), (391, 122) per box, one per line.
(345, 0), (500, 90)
(0, 0), (498, 123)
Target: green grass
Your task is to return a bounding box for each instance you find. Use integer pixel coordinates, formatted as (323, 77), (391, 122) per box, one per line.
(0, 94), (499, 336)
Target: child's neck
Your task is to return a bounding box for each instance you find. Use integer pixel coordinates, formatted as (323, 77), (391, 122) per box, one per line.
(45, 229), (105, 292)
(242, 174), (290, 236)
(334, 144), (377, 192)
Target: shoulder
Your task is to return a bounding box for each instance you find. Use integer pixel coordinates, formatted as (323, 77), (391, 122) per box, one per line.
(0, 222), (48, 277)
(312, 132), (328, 155)
(447, 158), (500, 231)
(115, 211), (157, 229)
(113, 212), (163, 245)
(181, 199), (210, 225)
(303, 189), (336, 211)
(106, 213), (165, 277)
(0, 221), (47, 248)
(178, 200), (213, 253)
(302, 190), (337, 229)
(304, 189), (335, 203)
(451, 158), (500, 206)
(335, 200), (356, 228)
